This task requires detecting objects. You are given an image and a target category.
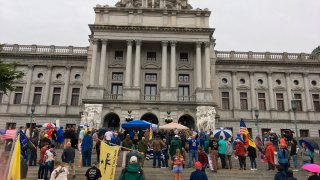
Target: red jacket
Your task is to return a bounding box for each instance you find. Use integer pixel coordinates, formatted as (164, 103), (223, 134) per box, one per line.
(198, 151), (208, 165)
(265, 142), (275, 164)
(235, 141), (246, 156)
(39, 147), (48, 163)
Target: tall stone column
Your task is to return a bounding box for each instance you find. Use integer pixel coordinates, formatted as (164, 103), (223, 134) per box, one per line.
(161, 41), (168, 88)
(133, 40), (142, 87)
(170, 41), (176, 88)
(98, 40), (107, 86)
(43, 66), (52, 105)
(267, 72), (275, 110)
(249, 72), (256, 109)
(23, 65), (34, 104)
(232, 71), (238, 109)
(125, 40), (133, 87)
(204, 42), (211, 88)
(303, 73), (312, 111)
(61, 66), (71, 105)
(89, 39), (98, 86)
(285, 72), (292, 110)
(196, 42), (202, 89)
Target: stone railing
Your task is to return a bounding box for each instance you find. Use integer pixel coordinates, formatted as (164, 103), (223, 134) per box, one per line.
(178, 95), (196, 102)
(216, 51), (319, 61)
(0, 44), (88, 55)
(104, 94), (123, 100)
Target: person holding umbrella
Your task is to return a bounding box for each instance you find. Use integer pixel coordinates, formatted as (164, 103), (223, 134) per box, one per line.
(301, 142), (312, 164)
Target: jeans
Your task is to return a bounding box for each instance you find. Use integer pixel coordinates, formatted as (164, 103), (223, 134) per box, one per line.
(29, 148), (37, 166)
(82, 150), (92, 167)
(38, 164), (45, 179)
(226, 155), (232, 169)
(162, 154), (169, 167)
(43, 161), (53, 180)
(219, 154), (226, 168)
(292, 154), (298, 169)
(249, 156), (257, 169)
(200, 139), (205, 148)
(188, 149), (198, 167)
(238, 156), (246, 169)
(153, 151), (161, 167)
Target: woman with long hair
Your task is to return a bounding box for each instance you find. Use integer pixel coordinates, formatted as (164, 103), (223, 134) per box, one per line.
(172, 149), (184, 180)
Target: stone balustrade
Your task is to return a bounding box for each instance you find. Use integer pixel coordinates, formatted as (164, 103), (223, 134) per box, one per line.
(216, 51), (319, 61)
(1, 44), (88, 55)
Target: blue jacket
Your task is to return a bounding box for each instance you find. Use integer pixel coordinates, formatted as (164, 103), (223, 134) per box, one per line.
(81, 134), (93, 151)
(278, 148), (289, 164)
(190, 169), (208, 180)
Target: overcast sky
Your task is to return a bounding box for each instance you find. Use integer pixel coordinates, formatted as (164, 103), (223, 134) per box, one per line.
(0, 0), (319, 53)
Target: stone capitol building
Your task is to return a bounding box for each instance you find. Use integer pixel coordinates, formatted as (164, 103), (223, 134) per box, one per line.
(0, 0), (320, 137)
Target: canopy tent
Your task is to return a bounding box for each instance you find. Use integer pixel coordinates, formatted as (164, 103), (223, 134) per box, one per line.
(159, 122), (189, 130)
(121, 120), (156, 130)
(142, 120), (158, 129)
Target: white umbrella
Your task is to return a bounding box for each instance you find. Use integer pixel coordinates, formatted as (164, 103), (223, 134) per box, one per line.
(159, 122), (189, 130)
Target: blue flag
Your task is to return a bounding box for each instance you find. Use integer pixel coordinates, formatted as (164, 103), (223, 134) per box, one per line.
(19, 131), (29, 160)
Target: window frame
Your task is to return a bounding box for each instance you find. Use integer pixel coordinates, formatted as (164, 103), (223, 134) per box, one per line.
(312, 94), (320, 112)
(146, 52), (157, 61)
(294, 93), (303, 112)
(114, 50), (124, 61)
(221, 92), (230, 110)
(240, 92), (248, 110)
(33, 87), (43, 105)
(258, 92), (266, 110)
(70, 88), (80, 106)
(276, 93), (285, 111)
(13, 86), (23, 104)
(52, 87), (61, 105)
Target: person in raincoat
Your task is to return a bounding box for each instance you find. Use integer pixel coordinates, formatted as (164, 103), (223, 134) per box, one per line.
(120, 156), (145, 180)
(265, 142), (276, 170)
(57, 127), (64, 149)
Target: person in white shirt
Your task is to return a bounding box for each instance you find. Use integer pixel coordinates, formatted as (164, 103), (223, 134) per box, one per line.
(50, 161), (68, 180)
(104, 128), (113, 143)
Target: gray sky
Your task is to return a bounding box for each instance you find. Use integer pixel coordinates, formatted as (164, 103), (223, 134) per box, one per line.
(0, 0), (319, 53)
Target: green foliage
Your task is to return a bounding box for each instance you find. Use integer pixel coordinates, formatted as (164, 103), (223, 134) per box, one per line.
(0, 45), (24, 94)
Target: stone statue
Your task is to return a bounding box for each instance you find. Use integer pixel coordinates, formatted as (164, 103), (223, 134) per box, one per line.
(196, 106), (216, 131)
(115, 0), (192, 9)
(82, 104), (103, 129)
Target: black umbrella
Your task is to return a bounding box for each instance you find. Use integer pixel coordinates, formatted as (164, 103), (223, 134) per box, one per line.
(306, 139), (320, 150)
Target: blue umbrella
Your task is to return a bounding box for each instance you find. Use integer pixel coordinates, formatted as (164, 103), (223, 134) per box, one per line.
(299, 139), (314, 152)
(212, 127), (232, 139)
(121, 120), (152, 130)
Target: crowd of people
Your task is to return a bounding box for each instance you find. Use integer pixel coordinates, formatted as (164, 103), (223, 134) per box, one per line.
(4, 125), (320, 180)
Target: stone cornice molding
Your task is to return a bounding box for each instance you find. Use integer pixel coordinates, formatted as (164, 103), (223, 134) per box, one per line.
(178, 64), (193, 70)
(109, 62), (125, 68)
(292, 87), (304, 92)
(142, 62), (161, 69)
(216, 59), (320, 67)
(32, 79), (46, 84)
(219, 85), (232, 90)
(0, 53), (87, 60)
(89, 25), (215, 34)
(273, 86), (286, 91)
(309, 87), (320, 92)
(255, 86), (268, 91)
(237, 85), (250, 90)
(52, 80), (65, 85)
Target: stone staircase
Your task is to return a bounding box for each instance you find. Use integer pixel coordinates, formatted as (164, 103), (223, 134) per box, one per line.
(26, 148), (315, 180)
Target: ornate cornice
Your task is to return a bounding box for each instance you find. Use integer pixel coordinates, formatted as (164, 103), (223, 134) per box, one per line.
(273, 86), (286, 91)
(219, 85), (232, 90)
(89, 25), (215, 34)
(216, 59), (320, 67)
(237, 85), (250, 90)
(0, 52), (87, 61)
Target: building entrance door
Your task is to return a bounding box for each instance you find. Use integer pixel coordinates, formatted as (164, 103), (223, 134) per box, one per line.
(141, 113), (159, 124)
(103, 113), (120, 130)
(178, 114), (195, 129)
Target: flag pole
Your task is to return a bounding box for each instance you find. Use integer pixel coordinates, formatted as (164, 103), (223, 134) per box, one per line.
(98, 139), (144, 154)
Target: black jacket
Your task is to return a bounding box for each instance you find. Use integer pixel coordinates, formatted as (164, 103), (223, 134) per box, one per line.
(61, 147), (75, 163)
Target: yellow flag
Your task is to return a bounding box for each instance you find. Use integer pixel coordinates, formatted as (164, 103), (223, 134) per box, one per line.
(7, 135), (21, 180)
(149, 126), (153, 141)
(99, 142), (120, 180)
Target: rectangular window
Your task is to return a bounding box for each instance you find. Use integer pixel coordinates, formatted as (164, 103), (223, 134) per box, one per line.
(112, 72), (123, 81)
(33, 87), (42, 105)
(258, 93), (266, 110)
(0, 92), (3, 104)
(71, 88), (80, 106)
(300, 129), (309, 137)
(247, 128), (252, 137)
(240, 92), (248, 110)
(147, 52), (156, 61)
(6, 123), (16, 130)
(276, 93), (285, 111)
(312, 94), (320, 112)
(52, 87), (61, 105)
(294, 94), (303, 112)
(111, 84), (123, 95)
(222, 92), (230, 110)
(145, 85), (157, 100)
(145, 74), (157, 82)
(178, 85), (190, 101)
(180, 53), (188, 62)
(115, 51), (123, 60)
(13, 86), (23, 104)
(178, 74), (189, 82)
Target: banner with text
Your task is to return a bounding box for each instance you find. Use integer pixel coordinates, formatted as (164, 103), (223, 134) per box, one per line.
(99, 142), (120, 180)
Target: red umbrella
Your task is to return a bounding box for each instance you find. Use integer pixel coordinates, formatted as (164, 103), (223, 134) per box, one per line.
(302, 164), (320, 173)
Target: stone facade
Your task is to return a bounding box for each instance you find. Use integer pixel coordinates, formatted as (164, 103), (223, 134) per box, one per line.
(0, 0), (320, 137)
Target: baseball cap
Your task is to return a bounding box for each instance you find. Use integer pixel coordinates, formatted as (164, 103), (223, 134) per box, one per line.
(195, 161), (202, 167)
(44, 134), (48, 138)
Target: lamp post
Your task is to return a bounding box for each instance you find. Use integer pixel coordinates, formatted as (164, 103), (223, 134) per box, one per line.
(126, 110), (133, 122)
(254, 109), (260, 137)
(165, 111), (173, 124)
(291, 100), (298, 137)
(30, 103), (36, 137)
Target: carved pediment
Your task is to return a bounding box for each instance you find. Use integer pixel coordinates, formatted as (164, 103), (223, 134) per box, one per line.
(33, 80), (46, 84)
(142, 63), (160, 69)
(309, 87), (320, 92)
(255, 86), (268, 91)
(178, 64), (192, 70)
(109, 62), (125, 68)
(70, 80), (83, 85)
(237, 85), (250, 90)
(292, 86), (304, 92)
(52, 80), (65, 85)
(219, 85), (232, 90)
(273, 86), (286, 91)
(13, 79), (26, 84)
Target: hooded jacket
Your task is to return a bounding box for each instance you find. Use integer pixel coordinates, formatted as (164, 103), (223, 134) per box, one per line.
(265, 142), (275, 164)
(120, 163), (145, 180)
(169, 137), (182, 156)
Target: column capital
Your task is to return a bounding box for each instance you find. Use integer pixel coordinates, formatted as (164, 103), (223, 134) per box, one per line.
(170, 41), (177, 46)
(303, 72), (309, 77)
(135, 40), (142, 46)
(27, 65), (34, 70)
(66, 65), (71, 70)
(90, 38), (99, 44)
(127, 40), (133, 46)
(162, 41), (168, 46)
(196, 41), (202, 47)
(204, 41), (211, 47)
(101, 39), (108, 44)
